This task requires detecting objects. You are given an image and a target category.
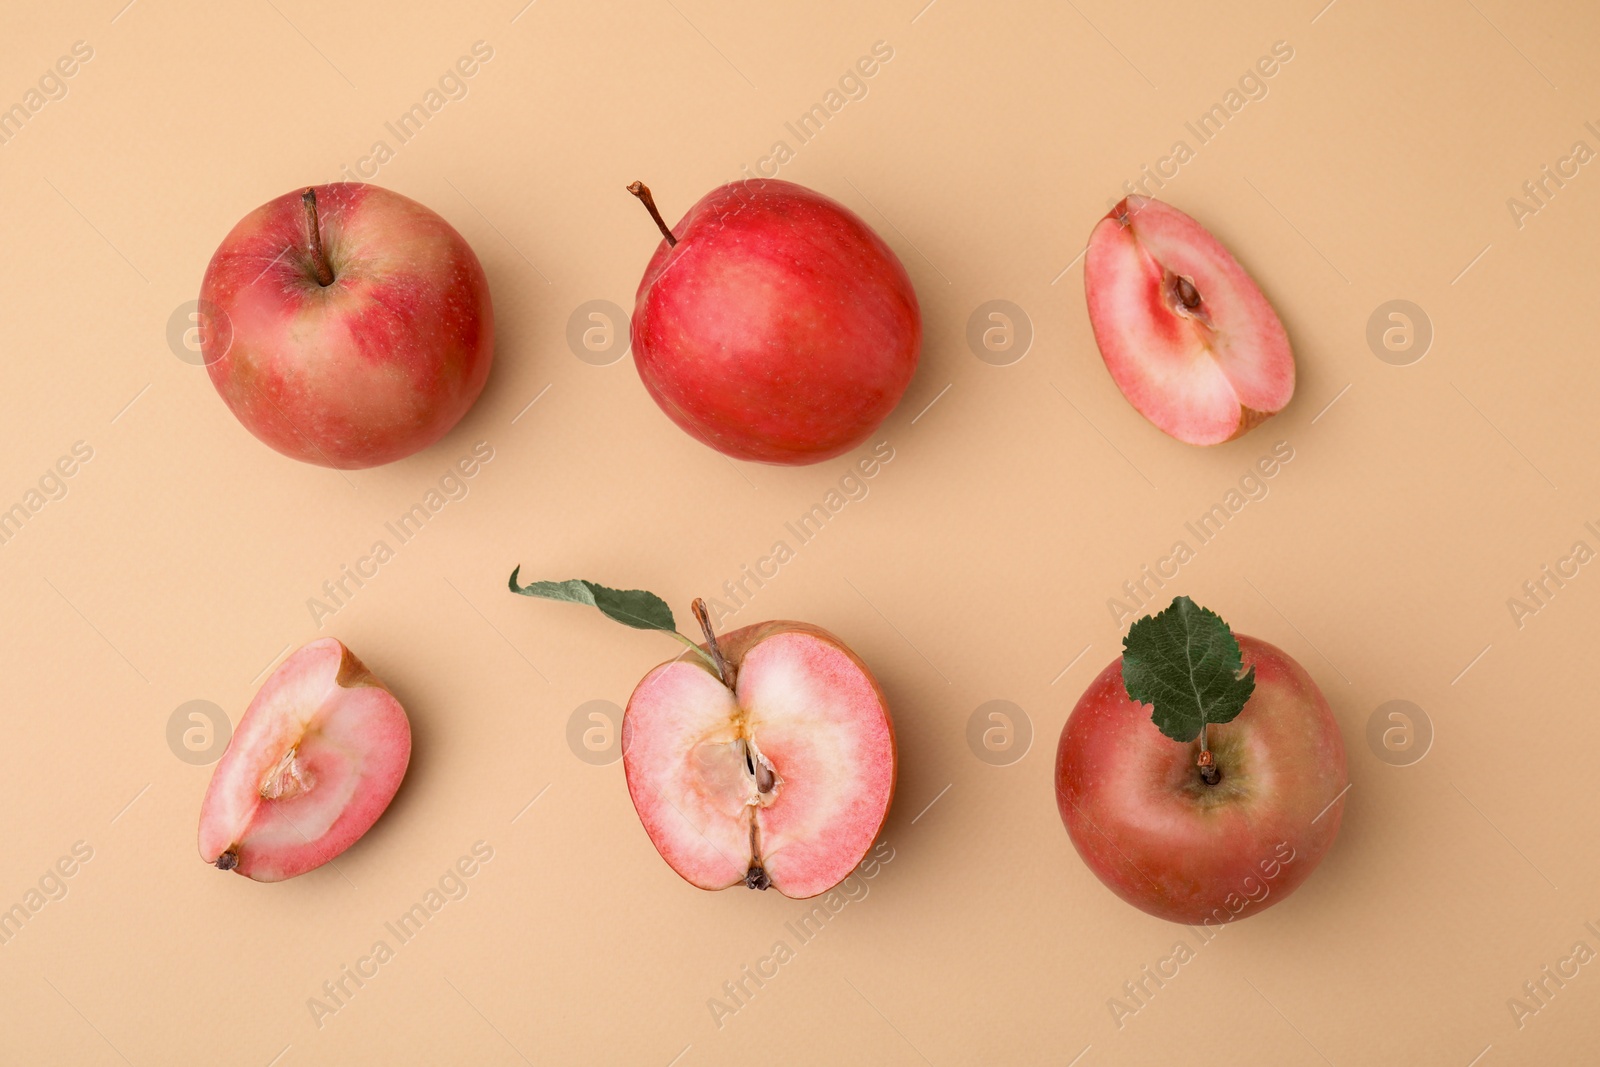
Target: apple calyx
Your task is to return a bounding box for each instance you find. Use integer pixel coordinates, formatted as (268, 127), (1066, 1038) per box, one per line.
(1120, 595), (1257, 787)
(300, 187), (335, 287)
(626, 181), (677, 247)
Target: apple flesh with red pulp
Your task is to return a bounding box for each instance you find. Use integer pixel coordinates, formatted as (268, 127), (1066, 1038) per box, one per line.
(198, 639), (411, 881)
(1084, 196), (1293, 445)
(628, 179), (921, 464)
(623, 621), (895, 897)
(200, 182), (493, 469)
(1056, 636), (1345, 924)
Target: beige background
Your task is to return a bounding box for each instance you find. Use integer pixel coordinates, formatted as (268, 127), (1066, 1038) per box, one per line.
(1, 0), (1596, 1063)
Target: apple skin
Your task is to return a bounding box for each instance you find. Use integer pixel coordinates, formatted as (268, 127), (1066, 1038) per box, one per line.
(200, 182), (493, 469)
(630, 179), (921, 465)
(1055, 635), (1346, 925)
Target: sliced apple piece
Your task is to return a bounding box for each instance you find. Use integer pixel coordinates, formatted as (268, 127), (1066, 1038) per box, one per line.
(622, 621), (895, 899)
(198, 638), (411, 882)
(1084, 196), (1294, 445)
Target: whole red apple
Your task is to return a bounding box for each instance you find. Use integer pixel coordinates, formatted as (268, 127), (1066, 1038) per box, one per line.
(1056, 603), (1346, 925)
(200, 183), (493, 469)
(626, 180), (921, 464)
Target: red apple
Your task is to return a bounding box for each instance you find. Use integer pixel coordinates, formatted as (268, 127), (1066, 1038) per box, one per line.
(1056, 634), (1346, 925)
(198, 639), (411, 881)
(200, 182), (493, 469)
(623, 620), (896, 897)
(626, 179), (921, 464)
(1084, 196), (1293, 445)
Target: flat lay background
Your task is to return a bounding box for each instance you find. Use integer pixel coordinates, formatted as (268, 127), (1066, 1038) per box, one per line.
(2, 0), (1597, 1063)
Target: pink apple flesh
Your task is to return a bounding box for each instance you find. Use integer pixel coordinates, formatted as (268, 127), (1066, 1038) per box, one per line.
(1055, 635), (1345, 924)
(200, 182), (493, 469)
(198, 639), (411, 882)
(630, 180), (921, 464)
(1084, 196), (1293, 445)
(622, 622), (896, 898)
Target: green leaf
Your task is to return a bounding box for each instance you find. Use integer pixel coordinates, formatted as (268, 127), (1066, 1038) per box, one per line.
(508, 569), (678, 632)
(1120, 596), (1256, 743)
(507, 568), (724, 678)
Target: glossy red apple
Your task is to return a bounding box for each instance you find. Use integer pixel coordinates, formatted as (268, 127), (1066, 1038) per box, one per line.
(1056, 633), (1346, 925)
(200, 182), (493, 469)
(1084, 196), (1293, 445)
(624, 619), (896, 898)
(198, 638), (411, 881)
(626, 179), (921, 464)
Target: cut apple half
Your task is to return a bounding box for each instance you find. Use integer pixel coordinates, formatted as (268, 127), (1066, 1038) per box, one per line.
(198, 638), (411, 882)
(622, 621), (896, 899)
(1084, 196), (1294, 445)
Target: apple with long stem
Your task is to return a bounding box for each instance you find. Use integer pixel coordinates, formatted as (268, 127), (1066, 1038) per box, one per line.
(1055, 597), (1346, 924)
(510, 571), (896, 897)
(1084, 196), (1294, 445)
(625, 179), (921, 464)
(200, 182), (494, 469)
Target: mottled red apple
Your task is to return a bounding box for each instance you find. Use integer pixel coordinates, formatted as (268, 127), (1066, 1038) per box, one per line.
(627, 179), (921, 464)
(1056, 599), (1345, 924)
(198, 639), (411, 881)
(1084, 196), (1293, 445)
(200, 182), (493, 468)
(624, 620), (896, 898)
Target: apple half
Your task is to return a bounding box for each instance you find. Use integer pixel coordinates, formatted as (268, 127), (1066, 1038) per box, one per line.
(198, 638), (411, 881)
(622, 622), (896, 898)
(1084, 196), (1294, 445)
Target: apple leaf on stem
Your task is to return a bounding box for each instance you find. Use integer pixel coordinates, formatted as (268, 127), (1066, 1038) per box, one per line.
(1121, 596), (1255, 744)
(507, 569), (721, 676)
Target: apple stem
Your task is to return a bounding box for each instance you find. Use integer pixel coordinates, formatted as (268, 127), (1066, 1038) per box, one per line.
(627, 181), (677, 247)
(690, 597), (729, 685)
(1197, 732), (1220, 785)
(301, 188), (335, 287)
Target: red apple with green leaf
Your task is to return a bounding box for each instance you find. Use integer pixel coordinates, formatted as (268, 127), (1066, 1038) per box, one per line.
(1055, 597), (1346, 924)
(624, 180), (921, 464)
(511, 571), (895, 897)
(200, 183), (494, 469)
(1084, 196), (1294, 445)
